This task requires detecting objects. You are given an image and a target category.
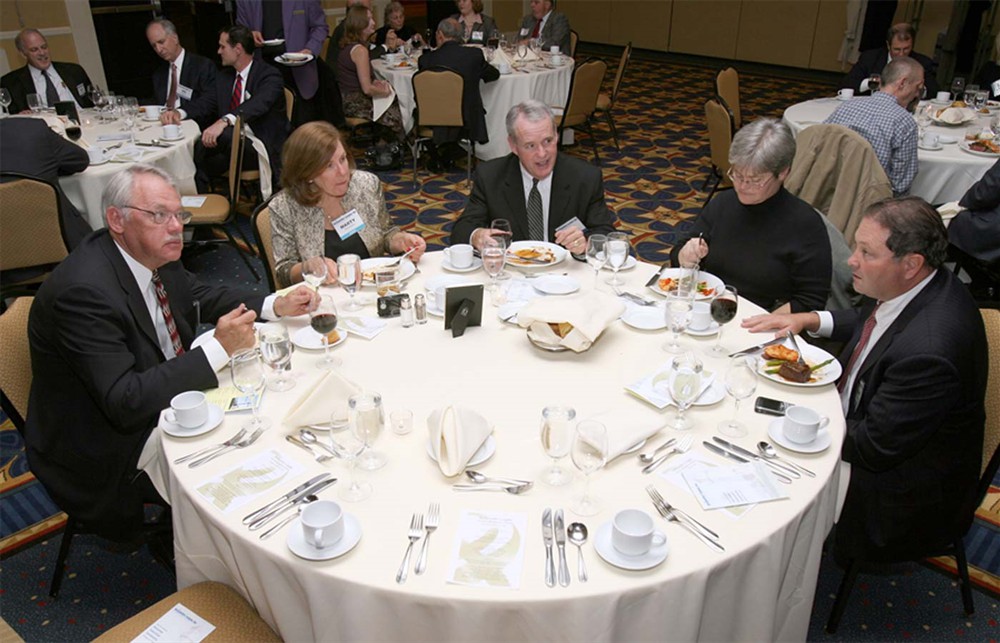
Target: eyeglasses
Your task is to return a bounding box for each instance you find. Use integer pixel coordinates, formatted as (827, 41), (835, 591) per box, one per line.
(123, 205), (192, 225)
(726, 169), (774, 188)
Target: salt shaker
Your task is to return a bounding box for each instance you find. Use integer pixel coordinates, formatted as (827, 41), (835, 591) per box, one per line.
(400, 294), (414, 327)
(414, 294), (427, 324)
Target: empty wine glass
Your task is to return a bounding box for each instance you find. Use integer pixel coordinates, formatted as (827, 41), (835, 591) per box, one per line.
(309, 294), (341, 369)
(718, 356), (758, 438)
(605, 231), (629, 286)
(351, 391), (386, 470)
(481, 238), (506, 293)
(337, 254), (362, 311)
(668, 352), (702, 431)
(122, 97), (137, 143)
(540, 406), (576, 486)
(258, 323), (295, 392)
(231, 348), (271, 432)
(516, 42), (528, 61)
(329, 419), (372, 502)
(27, 93), (42, 114)
(0, 88), (11, 116)
(707, 285), (738, 356)
(585, 234), (607, 290)
(571, 420), (607, 516)
(302, 255), (327, 291)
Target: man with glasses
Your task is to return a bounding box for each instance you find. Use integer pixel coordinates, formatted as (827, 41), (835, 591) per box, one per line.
(24, 164), (316, 542)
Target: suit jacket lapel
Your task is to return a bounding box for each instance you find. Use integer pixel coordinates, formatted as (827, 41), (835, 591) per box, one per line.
(99, 234), (162, 356)
(502, 157), (530, 240)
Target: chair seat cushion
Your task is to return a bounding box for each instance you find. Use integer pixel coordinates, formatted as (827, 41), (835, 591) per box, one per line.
(595, 92), (611, 111)
(187, 194), (230, 224)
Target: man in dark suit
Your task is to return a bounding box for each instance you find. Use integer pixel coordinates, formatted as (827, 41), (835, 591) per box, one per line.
(146, 18), (218, 130)
(0, 117), (92, 248)
(1, 29), (94, 114)
(844, 23), (938, 96)
(417, 18), (499, 169)
(743, 197), (987, 564)
(196, 24), (289, 192)
(450, 100), (615, 253)
(518, 0), (571, 54)
(949, 159), (1000, 268)
(24, 164), (315, 540)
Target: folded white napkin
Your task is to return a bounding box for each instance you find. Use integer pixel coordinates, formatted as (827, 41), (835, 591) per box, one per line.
(936, 107), (975, 123)
(283, 370), (361, 427)
(517, 290), (625, 352)
(937, 201), (962, 227)
(625, 361), (717, 410)
(427, 405), (493, 477)
(586, 407), (667, 461)
(514, 46), (540, 62)
(490, 48), (515, 69)
(373, 84), (396, 122)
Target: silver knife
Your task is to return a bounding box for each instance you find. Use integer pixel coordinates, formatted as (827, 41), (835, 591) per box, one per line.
(258, 479), (337, 539)
(644, 263), (670, 287)
(542, 508), (555, 588)
(554, 510), (570, 587)
(242, 473), (330, 524)
(728, 336), (787, 358)
(248, 477), (338, 530)
(703, 442), (793, 484)
(712, 437), (800, 479)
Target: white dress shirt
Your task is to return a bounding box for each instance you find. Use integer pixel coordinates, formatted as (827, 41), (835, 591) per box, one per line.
(30, 65), (80, 108)
(518, 164), (553, 242)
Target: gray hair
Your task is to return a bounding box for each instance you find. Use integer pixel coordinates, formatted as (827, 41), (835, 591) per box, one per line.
(14, 29), (44, 53)
(863, 197), (948, 268)
(881, 56), (922, 87)
(728, 117), (796, 176)
(505, 100), (555, 141)
(101, 164), (177, 224)
(147, 18), (178, 36)
(437, 18), (464, 42)
(384, 1), (403, 21)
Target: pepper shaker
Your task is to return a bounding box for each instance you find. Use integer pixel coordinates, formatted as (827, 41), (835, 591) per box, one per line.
(414, 294), (427, 325)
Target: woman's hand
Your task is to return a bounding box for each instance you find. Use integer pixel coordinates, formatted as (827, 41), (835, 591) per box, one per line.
(678, 237), (708, 266)
(390, 232), (426, 262)
(373, 79), (392, 97)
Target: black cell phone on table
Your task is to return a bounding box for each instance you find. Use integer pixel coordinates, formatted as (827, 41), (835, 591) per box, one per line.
(754, 396), (791, 416)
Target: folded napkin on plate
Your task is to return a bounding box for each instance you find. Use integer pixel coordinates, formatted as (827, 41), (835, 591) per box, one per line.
(936, 201), (962, 227)
(517, 290), (625, 352)
(936, 107), (975, 123)
(489, 48), (515, 69)
(513, 47), (540, 63)
(283, 370), (361, 427)
(373, 84), (397, 122)
(625, 361), (716, 410)
(586, 406), (666, 461)
(428, 405), (493, 477)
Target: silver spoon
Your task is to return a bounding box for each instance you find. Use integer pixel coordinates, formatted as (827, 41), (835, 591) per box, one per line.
(452, 482), (533, 494)
(757, 441), (816, 477)
(465, 470), (531, 485)
(638, 437), (678, 464)
(299, 429), (340, 458)
(567, 522), (588, 582)
(260, 494), (318, 539)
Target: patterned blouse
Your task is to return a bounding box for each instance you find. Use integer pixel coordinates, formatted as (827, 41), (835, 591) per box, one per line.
(269, 170), (399, 288)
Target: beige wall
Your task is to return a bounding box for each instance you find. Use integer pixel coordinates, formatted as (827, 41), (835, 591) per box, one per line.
(0, 0), (104, 85)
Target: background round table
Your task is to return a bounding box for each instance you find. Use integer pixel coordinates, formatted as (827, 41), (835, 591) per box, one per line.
(161, 251), (845, 642)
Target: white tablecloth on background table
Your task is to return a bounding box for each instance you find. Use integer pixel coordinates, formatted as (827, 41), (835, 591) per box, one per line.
(783, 98), (994, 204)
(374, 52), (573, 161)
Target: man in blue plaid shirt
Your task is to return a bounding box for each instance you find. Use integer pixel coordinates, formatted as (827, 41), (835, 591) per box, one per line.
(825, 57), (924, 196)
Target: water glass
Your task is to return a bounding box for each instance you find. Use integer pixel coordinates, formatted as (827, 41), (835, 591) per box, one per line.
(351, 392), (386, 470)
(482, 239), (505, 293)
(231, 348), (271, 432)
(718, 356), (758, 437)
(337, 254), (362, 311)
(27, 93), (42, 113)
(302, 255), (327, 290)
(605, 231), (629, 286)
(540, 406), (576, 486)
(258, 323), (295, 392)
(571, 420), (607, 516)
(663, 291), (693, 353)
(668, 352), (702, 430)
(329, 420), (371, 502)
(0, 88), (11, 116)
(586, 234), (607, 290)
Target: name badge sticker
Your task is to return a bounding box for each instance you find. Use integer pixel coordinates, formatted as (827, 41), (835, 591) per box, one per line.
(332, 208), (365, 239)
(76, 83), (86, 96)
(992, 79), (1000, 97)
(471, 31), (484, 42)
(177, 84), (194, 100)
(519, 28), (530, 36)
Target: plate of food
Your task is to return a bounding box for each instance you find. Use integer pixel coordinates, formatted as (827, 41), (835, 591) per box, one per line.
(930, 105), (977, 126)
(647, 268), (724, 300)
(758, 342), (841, 388)
(275, 53), (314, 67)
(960, 139), (1000, 157)
(359, 257), (417, 285)
(506, 241), (567, 270)
(291, 325), (346, 350)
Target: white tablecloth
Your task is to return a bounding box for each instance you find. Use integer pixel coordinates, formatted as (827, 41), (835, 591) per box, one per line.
(162, 252), (845, 642)
(57, 113), (200, 229)
(374, 52), (573, 161)
(783, 98), (994, 204)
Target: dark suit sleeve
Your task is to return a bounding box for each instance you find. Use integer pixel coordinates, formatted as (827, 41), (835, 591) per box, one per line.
(450, 170), (492, 244)
(2, 69), (30, 114)
(480, 56), (500, 83)
(544, 12), (571, 54)
(959, 159), (1000, 211)
(235, 63), (284, 123)
(843, 49), (879, 93)
(183, 57), (220, 129)
(579, 165), (615, 236)
(48, 127), (89, 175)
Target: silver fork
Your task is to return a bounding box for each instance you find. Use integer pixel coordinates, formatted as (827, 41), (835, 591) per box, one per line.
(645, 485), (720, 541)
(189, 427), (264, 467)
(286, 435), (333, 463)
(646, 487), (725, 552)
(642, 435), (693, 474)
(174, 428), (246, 464)
(414, 503), (439, 575)
(612, 284), (656, 306)
(396, 513), (424, 584)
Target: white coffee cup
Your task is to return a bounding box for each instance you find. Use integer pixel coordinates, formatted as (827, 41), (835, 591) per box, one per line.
(611, 509), (666, 556)
(162, 123), (181, 139)
(87, 147), (109, 164)
(783, 405), (830, 444)
(550, 46), (561, 55)
(301, 500), (345, 549)
(444, 243), (474, 269)
(385, 52), (401, 64)
(145, 105), (162, 120)
(689, 301), (711, 331)
(936, 91), (951, 102)
(551, 53), (564, 65)
(498, 62), (512, 75)
(837, 88), (854, 100)
(165, 391), (208, 428)
(921, 131), (940, 148)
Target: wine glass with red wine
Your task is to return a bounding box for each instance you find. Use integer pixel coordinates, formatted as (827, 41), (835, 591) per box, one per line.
(707, 285), (738, 356)
(310, 294), (341, 369)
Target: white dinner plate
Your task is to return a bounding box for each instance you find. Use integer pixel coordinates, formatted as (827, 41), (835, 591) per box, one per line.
(593, 521), (669, 570)
(425, 434), (496, 467)
(620, 305), (666, 331)
(287, 514), (362, 561)
(757, 340), (842, 388)
(275, 53), (314, 67)
(959, 140), (1000, 158)
(191, 322), (263, 350)
(647, 268), (724, 300)
(159, 403), (224, 438)
(441, 256), (483, 273)
(292, 325), (347, 351)
(526, 328), (571, 352)
(531, 275), (580, 295)
(360, 257), (416, 285)
(767, 418), (832, 454)
(506, 241), (567, 270)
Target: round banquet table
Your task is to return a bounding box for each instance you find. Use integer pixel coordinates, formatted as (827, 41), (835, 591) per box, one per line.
(162, 252), (845, 642)
(782, 98), (995, 204)
(373, 51), (573, 161)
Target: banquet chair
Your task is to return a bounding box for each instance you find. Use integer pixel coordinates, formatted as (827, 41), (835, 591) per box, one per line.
(284, 87), (295, 121)
(185, 116), (262, 281)
(594, 41), (632, 152)
(715, 66), (741, 129)
(569, 29), (579, 58)
(826, 306), (1000, 632)
(0, 296), (33, 433)
(552, 58), (607, 164)
(92, 581), (281, 642)
(702, 97), (734, 206)
(251, 200), (280, 292)
(0, 174), (71, 301)
(410, 68), (473, 186)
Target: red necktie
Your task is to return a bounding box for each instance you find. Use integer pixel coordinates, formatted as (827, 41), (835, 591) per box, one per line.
(531, 19), (541, 38)
(838, 303), (880, 393)
(230, 73), (243, 112)
(152, 270), (184, 357)
(166, 63), (178, 110)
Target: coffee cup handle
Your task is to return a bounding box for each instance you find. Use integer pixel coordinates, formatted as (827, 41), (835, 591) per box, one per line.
(309, 527), (324, 548)
(651, 531), (666, 547)
(164, 410), (177, 425)
(818, 416), (830, 430)
(443, 248), (452, 263)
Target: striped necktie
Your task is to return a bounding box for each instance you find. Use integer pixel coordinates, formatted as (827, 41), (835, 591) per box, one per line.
(43, 69), (60, 107)
(152, 270), (184, 357)
(837, 303), (880, 393)
(527, 179), (544, 241)
(230, 73), (243, 112)
(166, 63), (178, 110)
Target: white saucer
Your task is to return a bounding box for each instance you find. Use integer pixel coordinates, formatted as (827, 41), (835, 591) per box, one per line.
(287, 514), (361, 561)
(142, 115), (160, 122)
(685, 322), (721, 337)
(425, 435), (496, 467)
(939, 135), (958, 144)
(292, 325), (347, 350)
(601, 256), (638, 271)
(426, 300), (445, 317)
(930, 98), (951, 106)
(620, 306), (666, 331)
(160, 403), (224, 438)
(593, 521), (669, 570)
(531, 275), (580, 295)
(441, 257), (483, 273)
(918, 142), (943, 151)
(160, 134), (184, 142)
(767, 418), (831, 454)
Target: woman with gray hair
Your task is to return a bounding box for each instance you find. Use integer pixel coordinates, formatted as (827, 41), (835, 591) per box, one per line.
(671, 117), (831, 313)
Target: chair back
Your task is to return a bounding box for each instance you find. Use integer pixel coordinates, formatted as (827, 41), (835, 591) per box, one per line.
(251, 202), (279, 292)
(558, 58), (606, 129)
(412, 69), (465, 129)
(979, 308), (1000, 487)
(610, 41), (632, 103)
(0, 174), (69, 272)
(715, 66), (741, 129)
(569, 29), (579, 58)
(704, 97), (733, 181)
(283, 87), (295, 121)
(0, 297), (34, 431)
(228, 116), (245, 205)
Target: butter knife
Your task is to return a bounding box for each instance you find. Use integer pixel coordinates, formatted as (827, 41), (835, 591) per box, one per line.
(644, 262), (670, 287)
(712, 437), (800, 479)
(554, 510), (570, 587)
(703, 442), (793, 484)
(248, 477), (338, 530)
(242, 473), (330, 524)
(728, 336), (787, 358)
(542, 508), (555, 588)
